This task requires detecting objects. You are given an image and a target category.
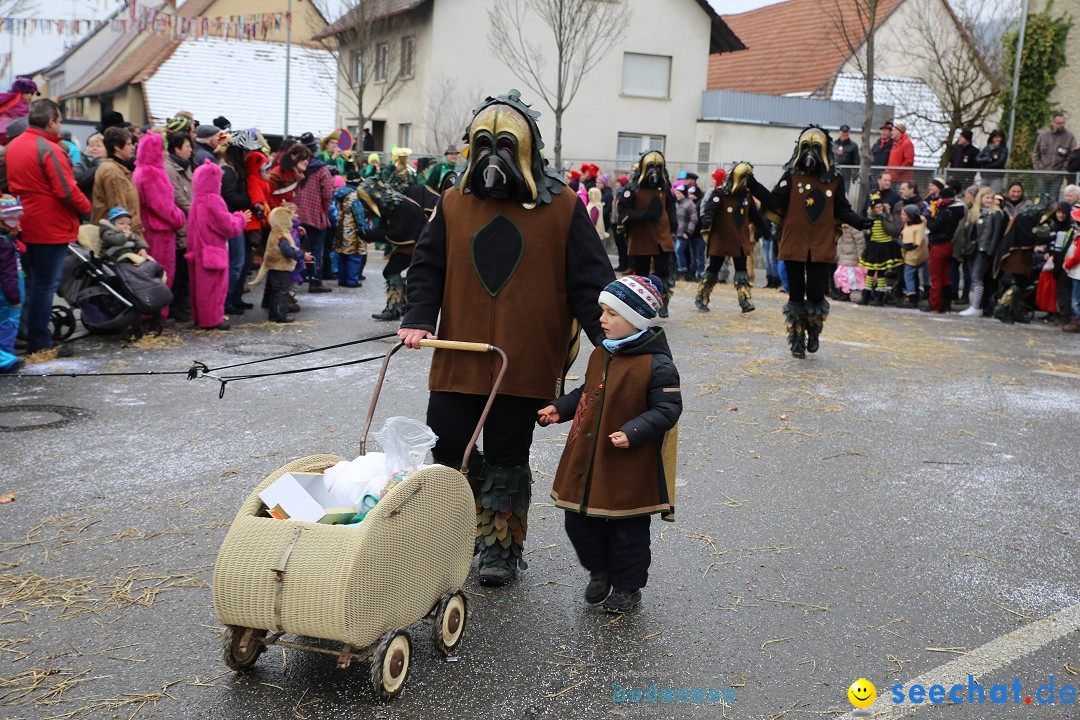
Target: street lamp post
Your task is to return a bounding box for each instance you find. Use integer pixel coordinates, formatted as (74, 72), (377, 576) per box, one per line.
(284, 0), (292, 137)
(1006, 0), (1031, 154)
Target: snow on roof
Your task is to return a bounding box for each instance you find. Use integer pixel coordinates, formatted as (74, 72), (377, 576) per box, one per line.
(143, 38), (336, 137)
(830, 73), (945, 167)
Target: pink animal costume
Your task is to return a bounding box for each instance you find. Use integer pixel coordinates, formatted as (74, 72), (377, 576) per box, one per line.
(185, 161), (245, 329)
(133, 132), (186, 319)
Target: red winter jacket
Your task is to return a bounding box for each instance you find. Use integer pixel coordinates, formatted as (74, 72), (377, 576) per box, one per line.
(245, 151), (270, 231)
(6, 127), (90, 245)
(888, 132), (915, 167)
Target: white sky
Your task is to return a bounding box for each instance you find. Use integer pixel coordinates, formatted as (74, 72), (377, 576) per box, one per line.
(5, 0), (785, 81)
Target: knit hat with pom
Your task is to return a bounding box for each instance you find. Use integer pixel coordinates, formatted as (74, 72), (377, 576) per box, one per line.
(598, 275), (664, 330)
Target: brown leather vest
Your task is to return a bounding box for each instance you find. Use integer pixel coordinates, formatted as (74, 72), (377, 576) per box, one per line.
(779, 174), (841, 263)
(626, 188), (674, 256)
(707, 193), (753, 258)
(428, 188), (577, 399)
(551, 345), (671, 518)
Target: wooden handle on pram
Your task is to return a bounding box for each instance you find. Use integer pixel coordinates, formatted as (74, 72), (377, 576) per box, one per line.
(418, 339), (492, 353)
(360, 340), (508, 476)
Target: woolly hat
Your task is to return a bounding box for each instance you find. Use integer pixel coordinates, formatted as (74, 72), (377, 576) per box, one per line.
(367, 152), (380, 164)
(213, 116), (232, 131)
(960, 129), (973, 142)
(7, 117), (27, 141)
(711, 168), (727, 185)
(0, 194), (23, 220)
(11, 77), (37, 95)
(166, 116), (192, 133)
(598, 275), (664, 331)
(929, 176), (947, 193)
(195, 124), (220, 140)
(616, 174), (629, 186)
(597, 173), (610, 186)
(108, 206), (131, 222)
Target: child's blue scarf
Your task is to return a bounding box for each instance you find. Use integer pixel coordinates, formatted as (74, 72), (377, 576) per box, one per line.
(602, 328), (647, 353)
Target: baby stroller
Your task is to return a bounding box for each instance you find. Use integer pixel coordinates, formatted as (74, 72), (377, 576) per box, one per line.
(53, 224), (172, 340)
(213, 340), (505, 700)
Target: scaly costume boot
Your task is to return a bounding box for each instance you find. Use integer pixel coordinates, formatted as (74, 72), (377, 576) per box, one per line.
(658, 277), (673, 318)
(734, 270), (755, 313)
(695, 270), (718, 311)
(474, 464), (532, 586)
(783, 301), (808, 359)
(805, 298), (829, 354)
(371, 274), (406, 321)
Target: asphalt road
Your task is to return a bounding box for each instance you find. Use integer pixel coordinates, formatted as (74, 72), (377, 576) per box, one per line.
(2, 260), (1078, 720)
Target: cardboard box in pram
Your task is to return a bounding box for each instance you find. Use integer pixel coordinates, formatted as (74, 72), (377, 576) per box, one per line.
(258, 472), (357, 524)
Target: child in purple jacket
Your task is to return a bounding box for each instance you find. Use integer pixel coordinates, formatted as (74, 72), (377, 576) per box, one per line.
(0, 195), (25, 373)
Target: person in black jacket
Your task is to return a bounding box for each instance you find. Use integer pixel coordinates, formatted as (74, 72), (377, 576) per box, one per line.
(975, 130), (1008, 170)
(834, 124), (860, 166)
(218, 132), (256, 314)
(948, 130), (980, 188)
(871, 122), (894, 166)
(925, 187), (965, 313)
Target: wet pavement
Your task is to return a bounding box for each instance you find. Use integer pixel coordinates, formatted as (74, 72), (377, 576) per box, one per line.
(2, 260), (1078, 719)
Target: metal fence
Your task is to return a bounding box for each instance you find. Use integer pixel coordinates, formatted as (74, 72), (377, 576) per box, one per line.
(561, 159), (1080, 206)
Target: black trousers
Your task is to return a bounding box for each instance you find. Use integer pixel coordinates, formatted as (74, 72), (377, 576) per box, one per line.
(631, 253), (669, 280)
(785, 260), (832, 303)
(708, 255), (746, 274)
(426, 392), (545, 468)
(267, 270), (291, 321)
(383, 252), (410, 279)
(564, 512), (651, 591)
(613, 228), (629, 269)
(170, 246), (190, 315)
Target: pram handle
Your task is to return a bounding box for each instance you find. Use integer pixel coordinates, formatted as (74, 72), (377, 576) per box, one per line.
(418, 339), (492, 353)
(360, 340), (509, 476)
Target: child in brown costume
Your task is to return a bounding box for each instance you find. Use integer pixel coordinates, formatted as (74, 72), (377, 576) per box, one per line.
(538, 275), (682, 613)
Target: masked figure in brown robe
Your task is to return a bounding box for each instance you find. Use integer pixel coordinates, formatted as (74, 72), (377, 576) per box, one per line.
(397, 90), (614, 586)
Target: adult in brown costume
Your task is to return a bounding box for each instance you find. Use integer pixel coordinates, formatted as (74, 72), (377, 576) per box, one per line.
(398, 90), (614, 586)
(991, 198), (1055, 323)
(696, 162), (769, 313)
(357, 178), (426, 321)
(749, 127), (868, 358)
(618, 151), (678, 317)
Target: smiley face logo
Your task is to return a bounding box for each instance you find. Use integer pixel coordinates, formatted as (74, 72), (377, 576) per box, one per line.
(848, 678), (876, 708)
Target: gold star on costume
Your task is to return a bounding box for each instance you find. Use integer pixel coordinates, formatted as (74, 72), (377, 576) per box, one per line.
(805, 197), (815, 206)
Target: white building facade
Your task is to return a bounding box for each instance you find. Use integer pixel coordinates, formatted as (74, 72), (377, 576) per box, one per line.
(330, 0), (743, 167)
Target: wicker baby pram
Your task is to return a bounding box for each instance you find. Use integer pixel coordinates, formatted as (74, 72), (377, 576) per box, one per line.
(212, 339), (506, 700)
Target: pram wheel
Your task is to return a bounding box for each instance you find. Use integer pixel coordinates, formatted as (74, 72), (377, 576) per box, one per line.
(432, 591), (468, 656)
(220, 625), (266, 670)
(370, 629), (411, 700)
(50, 305), (76, 341)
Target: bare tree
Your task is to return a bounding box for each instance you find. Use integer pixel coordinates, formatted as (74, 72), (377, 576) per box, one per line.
(312, 0), (413, 146)
(421, 75), (484, 154)
(827, 0), (881, 202)
(899, 0), (1010, 170)
(487, 0), (629, 167)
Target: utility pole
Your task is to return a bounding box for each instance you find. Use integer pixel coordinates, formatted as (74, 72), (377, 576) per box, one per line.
(1006, 0), (1030, 153)
(284, 0), (292, 137)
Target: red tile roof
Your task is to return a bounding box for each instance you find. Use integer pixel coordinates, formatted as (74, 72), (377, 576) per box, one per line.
(707, 0), (905, 96)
